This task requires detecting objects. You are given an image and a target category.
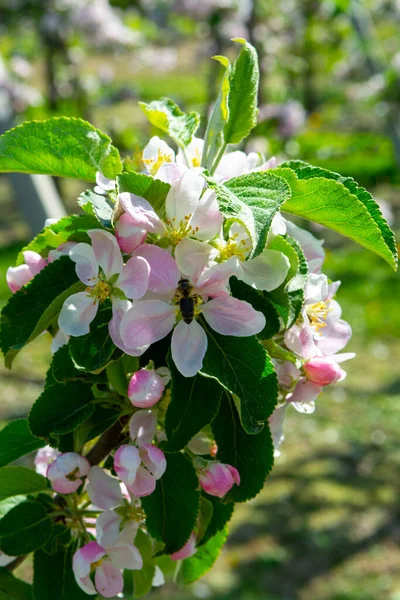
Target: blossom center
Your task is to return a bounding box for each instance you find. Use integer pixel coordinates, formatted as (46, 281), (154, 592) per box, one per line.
(143, 149), (173, 176)
(307, 300), (331, 332)
(217, 233), (249, 261)
(86, 279), (111, 303)
(165, 214), (199, 246)
(191, 149), (201, 168)
(66, 467), (80, 482)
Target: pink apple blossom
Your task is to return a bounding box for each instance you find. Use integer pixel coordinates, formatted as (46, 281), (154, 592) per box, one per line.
(115, 213), (146, 254)
(198, 461), (240, 498)
(120, 243), (266, 377)
(304, 356), (346, 386)
(34, 445), (60, 476)
(171, 532), (197, 561)
(87, 466), (124, 510)
(6, 251), (46, 293)
(46, 452), (90, 494)
(128, 366), (170, 408)
(58, 229), (149, 337)
(114, 443), (166, 497)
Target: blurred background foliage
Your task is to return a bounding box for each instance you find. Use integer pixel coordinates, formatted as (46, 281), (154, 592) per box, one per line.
(0, 0), (399, 598)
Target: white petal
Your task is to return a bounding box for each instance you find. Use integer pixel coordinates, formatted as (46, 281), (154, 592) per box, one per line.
(165, 171), (204, 225)
(175, 238), (218, 280)
(171, 320), (207, 377)
(240, 249), (290, 291)
(133, 245), (179, 294)
(190, 188), (223, 241)
(109, 299), (148, 357)
(116, 256), (149, 300)
(108, 544), (143, 570)
(86, 466), (124, 510)
(96, 511), (122, 549)
(69, 243), (98, 285)
(120, 300), (176, 349)
(216, 150), (248, 180)
(202, 296), (265, 336)
(58, 292), (98, 336)
(88, 230), (123, 280)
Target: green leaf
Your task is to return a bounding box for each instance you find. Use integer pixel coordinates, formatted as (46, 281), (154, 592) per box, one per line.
(141, 453), (200, 554)
(164, 357), (222, 452)
(199, 493), (234, 546)
(29, 381), (95, 439)
(200, 323), (278, 434)
(275, 165), (398, 270)
(74, 405), (120, 450)
(0, 421), (44, 468)
(265, 235), (308, 328)
(69, 301), (116, 372)
(77, 190), (114, 228)
(0, 501), (52, 556)
(177, 529), (227, 585)
(128, 529), (156, 598)
(0, 568), (32, 600)
(0, 497), (26, 520)
(0, 117), (122, 181)
(16, 214), (102, 265)
(202, 56), (231, 172)
(226, 171), (291, 257)
(0, 467), (48, 502)
(117, 172), (170, 215)
(139, 97), (200, 148)
(223, 39), (259, 145)
(33, 544), (89, 600)
(41, 523), (71, 555)
(50, 345), (84, 383)
(229, 277), (280, 340)
(0, 256), (83, 368)
(212, 393), (274, 502)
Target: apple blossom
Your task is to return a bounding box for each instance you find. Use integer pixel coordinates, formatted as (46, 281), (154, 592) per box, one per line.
(6, 251), (46, 293)
(114, 443), (166, 497)
(58, 229), (150, 337)
(115, 213), (146, 255)
(46, 452), (90, 494)
(198, 461), (240, 498)
(120, 243), (266, 376)
(86, 466), (125, 510)
(119, 170), (223, 244)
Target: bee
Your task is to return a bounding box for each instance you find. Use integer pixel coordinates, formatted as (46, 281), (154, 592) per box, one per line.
(175, 278), (198, 324)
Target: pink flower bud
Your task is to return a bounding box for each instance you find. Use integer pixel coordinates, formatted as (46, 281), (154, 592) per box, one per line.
(128, 368), (165, 408)
(198, 462), (240, 498)
(6, 251), (46, 293)
(304, 357), (345, 386)
(46, 452), (90, 494)
(171, 532), (197, 561)
(115, 213), (146, 254)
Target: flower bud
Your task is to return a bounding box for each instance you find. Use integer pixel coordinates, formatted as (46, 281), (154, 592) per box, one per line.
(115, 213), (146, 254)
(198, 462), (240, 498)
(129, 409), (157, 445)
(128, 368), (165, 408)
(46, 452), (90, 494)
(6, 251), (46, 293)
(304, 357), (345, 386)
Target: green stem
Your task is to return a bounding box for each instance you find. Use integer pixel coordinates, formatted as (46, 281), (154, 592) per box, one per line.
(209, 142), (228, 176)
(181, 145), (192, 169)
(263, 340), (297, 364)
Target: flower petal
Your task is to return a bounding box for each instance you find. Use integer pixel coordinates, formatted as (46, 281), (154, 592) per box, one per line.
(140, 444), (166, 480)
(128, 368), (165, 408)
(94, 560), (124, 598)
(58, 292), (98, 337)
(108, 543), (143, 570)
(133, 245), (179, 294)
(88, 230), (123, 280)
(175, 238), (218, 281)
(190, 189), (223, 241)
(129, 410), (157, 445)
(129, 466), (156, 497)
(23, 251), (47, 275)
(69, 243), (98, 285)
(202, 297), (265, 336)
(170, 532), (197, 561)
(116, 256), (149, 300)
(96, 510), (122, 549)
(6, 264), (34, 293)
(217, 150), (248, 180)
(119, 192), (165, 234)
(239, 249), (290, 291)
(120, 300), (176, 349)
(114, 445), (141, 487)
(115, 213), (146, 254)
(171, 320), (207, 377)
(86, 466), (124, 510)
(195, 257), (240, 297)
(165, 170), (204, 225)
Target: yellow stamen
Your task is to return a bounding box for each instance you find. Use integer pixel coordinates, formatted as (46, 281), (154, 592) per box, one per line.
(166, 213), (194, 246)
(191, 149), (201, 168)
(86, 280), (111, 303)
(217, 233), (250, 261)
(143, 149), (173, 176)
(307, 300), (332, 332)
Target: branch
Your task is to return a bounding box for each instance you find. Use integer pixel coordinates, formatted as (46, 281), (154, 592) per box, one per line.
(85, 416), (128, 466)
